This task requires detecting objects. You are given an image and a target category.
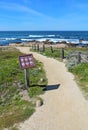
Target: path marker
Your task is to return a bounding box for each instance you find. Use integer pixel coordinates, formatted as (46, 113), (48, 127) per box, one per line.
(19, 54), (35, 90)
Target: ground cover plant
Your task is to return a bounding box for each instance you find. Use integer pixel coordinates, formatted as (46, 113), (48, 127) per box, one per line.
(69, 62), (88, 99)
(0, 47), (47, 129)
(31, 45), (88, 99)
(31, 46), (68, 60)
(65, 48), (88, 99)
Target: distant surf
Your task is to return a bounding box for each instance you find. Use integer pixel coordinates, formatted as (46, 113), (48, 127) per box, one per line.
(0, 31), (88, 45)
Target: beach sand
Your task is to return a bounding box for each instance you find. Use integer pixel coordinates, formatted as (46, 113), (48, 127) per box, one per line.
(16, 47), (88, 130)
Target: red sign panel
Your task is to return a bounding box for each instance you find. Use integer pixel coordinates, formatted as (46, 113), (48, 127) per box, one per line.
(19, 54), (35, 69)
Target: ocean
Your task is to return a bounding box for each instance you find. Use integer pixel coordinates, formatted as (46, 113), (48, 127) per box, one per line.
(0, 31), (88, 46)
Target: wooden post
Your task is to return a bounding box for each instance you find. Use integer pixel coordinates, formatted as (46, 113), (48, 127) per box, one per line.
(50, 45), (53, 53)
(32, 44), (33, 50)
(43, 44), (45, 52)
(34, 44), (36, 51)
(37, 44), (39, 51)
(32, 44), (36, 51)
(24, 69), (30, 90)
(77, 52), (81, 64)
(61, 48), (64, 59)
(32, 44), (34, 50)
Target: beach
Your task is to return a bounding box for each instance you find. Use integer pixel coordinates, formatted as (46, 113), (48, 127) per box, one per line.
(16, 47), (88, 130)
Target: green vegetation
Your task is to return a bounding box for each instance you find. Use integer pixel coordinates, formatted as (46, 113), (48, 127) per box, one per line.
(31, 46), (88, 60)
(0, 49), (24, 84)
(10, 127), (19, 130)
(65, 47), (88, 52)
(0, 47), (47, 129)
(31, 47), (68, 60)
(29, 60), (47, 86)
(0, 100), (35, 129)
(69, 62), (88, 99)
(31, 46), (88, 99)
(42, 48), (61, 58)
(29, 87), (44, 98)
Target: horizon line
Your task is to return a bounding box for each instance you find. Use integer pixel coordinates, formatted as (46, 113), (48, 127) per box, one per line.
(0, 30), (88, 31)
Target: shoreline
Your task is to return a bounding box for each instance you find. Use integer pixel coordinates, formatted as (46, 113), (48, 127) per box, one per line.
(1, 30), (88, 47)
(1, 39), (88, 49)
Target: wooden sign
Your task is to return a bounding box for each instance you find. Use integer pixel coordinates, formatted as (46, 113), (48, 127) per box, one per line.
(19, 54), (35, 69)
(19, 54), (35, 90)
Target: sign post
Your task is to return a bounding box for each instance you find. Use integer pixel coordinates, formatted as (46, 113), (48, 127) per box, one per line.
(24, 69), (30, 90)
(19, 54), (35, 90)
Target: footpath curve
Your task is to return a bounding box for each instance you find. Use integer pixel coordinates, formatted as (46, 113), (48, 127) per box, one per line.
(17, 47), (88, 130)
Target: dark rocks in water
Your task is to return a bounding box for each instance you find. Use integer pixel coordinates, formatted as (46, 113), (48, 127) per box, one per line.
(15, 42), (22, 44)
(0, 44), (3, 46)
(79, 39), (84, 43)
(43, 39), (53, 45)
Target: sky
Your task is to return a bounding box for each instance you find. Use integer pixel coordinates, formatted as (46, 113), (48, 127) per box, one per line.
(0, 0), (88, 31)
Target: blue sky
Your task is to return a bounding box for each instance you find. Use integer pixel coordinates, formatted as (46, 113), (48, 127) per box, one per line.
(0, 0), (88, 30)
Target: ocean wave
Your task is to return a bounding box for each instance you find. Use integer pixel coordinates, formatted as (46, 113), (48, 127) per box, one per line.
(36, 38), (61, 42)
(54, 38), (79, 43)
(47, 35), (55, 37)
(0, 38), (17, 41)
(81, 41), (88, 44)
(6, 38), (17, 40)
(29, 35), (43, 38)
(28, 34), (55, 38)
(57, 35), (64, 38)
(0, 31), (88, 46)
(37, 38), (50, 42)
(36, 38), (79, 43)
(21, 39), (32, 41)
(0, 37), (81, 44)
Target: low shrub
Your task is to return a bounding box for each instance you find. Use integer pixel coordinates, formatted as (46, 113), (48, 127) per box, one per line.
(28, 87), (44, 98)
(0, 47), (47, 129)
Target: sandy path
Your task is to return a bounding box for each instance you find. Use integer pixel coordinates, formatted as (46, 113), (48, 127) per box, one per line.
(16, 47), (88, 130)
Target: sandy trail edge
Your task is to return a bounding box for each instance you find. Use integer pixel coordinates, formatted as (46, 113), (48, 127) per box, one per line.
(16, 47), (88, 130)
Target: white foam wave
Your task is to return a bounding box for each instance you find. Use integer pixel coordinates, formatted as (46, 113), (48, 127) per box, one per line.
(28, 34), (55, 38)
(21, 39), (32, 41)
(81, 41), (88, 44)
(6, 38), (17, 40)
(37, 38), (50, 42)
(51, 38), (79, 43)
(36, 38), (79, 43)
(29, 35), (43, 38)
(47, 35), (55, 37)
(36, 38), (60, 42)
(0, 38), (17, 41)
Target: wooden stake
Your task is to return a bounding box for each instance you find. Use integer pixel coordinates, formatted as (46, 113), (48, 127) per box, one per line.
(61, 48), (64, 59)
(24, 69), (30, 90)
(43, 44), (45, 52)
(37, 44), (39, 51)
(50, 45), (53, 53)
(77, 52), (81, 64)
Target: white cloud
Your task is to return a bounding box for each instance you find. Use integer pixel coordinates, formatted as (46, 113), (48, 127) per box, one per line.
(0, 1), (57, 22)
(0, 1), (43, 16)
